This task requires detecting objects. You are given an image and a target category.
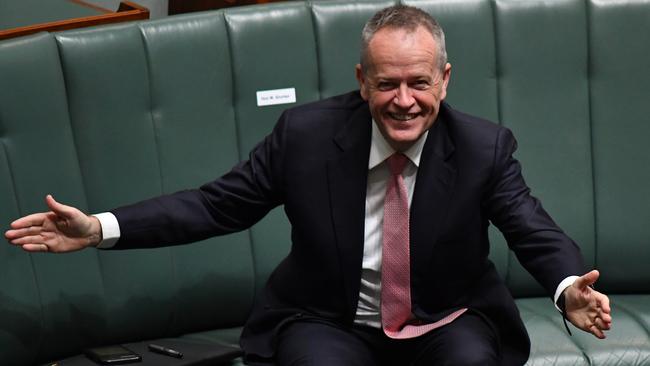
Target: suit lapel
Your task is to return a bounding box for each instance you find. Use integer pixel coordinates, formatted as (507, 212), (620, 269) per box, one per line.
(410, 113), (457, 301)
(327, 103), (372, 320)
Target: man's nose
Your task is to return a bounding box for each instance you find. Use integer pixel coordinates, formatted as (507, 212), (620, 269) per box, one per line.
(393, 84), (415, 109)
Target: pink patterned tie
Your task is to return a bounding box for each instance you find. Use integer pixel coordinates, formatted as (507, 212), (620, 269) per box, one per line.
(381, 153), (466, 339)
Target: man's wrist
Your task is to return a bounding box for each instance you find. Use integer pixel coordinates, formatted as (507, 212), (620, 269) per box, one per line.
(87, 216), (103, 248)
(557, 289), (573, 335)
(554, 275), (580, 311)
(557, 289), (567, 313)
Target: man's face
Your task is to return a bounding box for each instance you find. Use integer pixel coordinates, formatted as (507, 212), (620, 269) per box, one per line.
(356, 26), (451, 152)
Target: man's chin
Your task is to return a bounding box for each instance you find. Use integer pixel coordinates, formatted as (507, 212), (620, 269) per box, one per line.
(385, 134), (421, 151)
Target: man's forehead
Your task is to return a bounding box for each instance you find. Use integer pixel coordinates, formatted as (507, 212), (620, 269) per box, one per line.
(365, 27), (438, 64)
(365, 29), (438, 70)
(369, 25), (436, 46)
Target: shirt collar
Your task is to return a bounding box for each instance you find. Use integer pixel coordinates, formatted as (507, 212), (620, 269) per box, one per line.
(368, 120), (429, 170)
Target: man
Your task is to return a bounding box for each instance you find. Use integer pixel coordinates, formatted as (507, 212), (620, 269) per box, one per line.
(6, 5), (611, 365)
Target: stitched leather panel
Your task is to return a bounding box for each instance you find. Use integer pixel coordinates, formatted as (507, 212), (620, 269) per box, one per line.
(225, 3), (319, 289)
(495, 0), (595, 297)
(589, 0), (650, 293)
(139, 13), (255, 334)
(0, 32), (94, 365)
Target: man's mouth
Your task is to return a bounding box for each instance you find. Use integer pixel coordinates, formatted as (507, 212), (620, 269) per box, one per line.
(388, 112), (418, 121)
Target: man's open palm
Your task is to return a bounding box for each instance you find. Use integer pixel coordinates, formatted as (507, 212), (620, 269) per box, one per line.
(5, 195), (101, 253)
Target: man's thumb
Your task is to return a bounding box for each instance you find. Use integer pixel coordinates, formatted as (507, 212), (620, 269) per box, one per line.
(575, 269), (600, 289)
(45, 195), (75, 219)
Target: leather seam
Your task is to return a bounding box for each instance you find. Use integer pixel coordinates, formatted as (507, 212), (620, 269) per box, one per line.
(223, 9), (259, 299)
(490, 0), (512, 288)
(586, 0), (599, 271)
(307, 1), (322, 100)
(0, 137), (46, 365)
(137, 22), (180, 336)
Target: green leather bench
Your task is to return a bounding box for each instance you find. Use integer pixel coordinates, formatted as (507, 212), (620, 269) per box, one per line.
(1, 0), (649, 365)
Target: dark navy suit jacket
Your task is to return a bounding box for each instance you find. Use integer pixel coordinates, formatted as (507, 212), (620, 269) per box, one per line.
(111, 91), (585, 365)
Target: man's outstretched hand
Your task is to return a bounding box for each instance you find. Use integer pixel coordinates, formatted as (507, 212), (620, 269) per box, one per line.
(5, 195), (102, 253)
(564, 269), (612, 339)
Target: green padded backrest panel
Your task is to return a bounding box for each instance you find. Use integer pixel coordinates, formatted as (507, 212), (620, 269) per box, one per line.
(590, 0), (650, 293)
(0, 33), (106, 363)
(225, 3), (321, 289)
(495, 0), (596, 297)
(55, 25), (162, 209)
(138, 13), (255, 332)
(0, 34), (61, 365)
(56, 24), (177, 344)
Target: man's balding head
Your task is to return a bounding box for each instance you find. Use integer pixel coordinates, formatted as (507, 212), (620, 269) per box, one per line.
(360, 5), (447, 73)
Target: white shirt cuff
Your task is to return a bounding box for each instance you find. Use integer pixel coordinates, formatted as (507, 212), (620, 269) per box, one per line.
(93, 212), (121, 249)
(554, 275), (580, 312)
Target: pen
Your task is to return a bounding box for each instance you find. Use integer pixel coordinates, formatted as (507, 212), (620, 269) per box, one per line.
(148, 343), (183, 358)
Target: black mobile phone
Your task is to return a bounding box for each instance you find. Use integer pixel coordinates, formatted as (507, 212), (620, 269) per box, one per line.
(84, 345), (142, 365)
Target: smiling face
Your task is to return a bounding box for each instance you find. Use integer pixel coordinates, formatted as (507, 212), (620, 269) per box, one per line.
(356, 26), (451, 152)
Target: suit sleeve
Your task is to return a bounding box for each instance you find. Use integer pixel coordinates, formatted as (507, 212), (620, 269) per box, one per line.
(483, 127), (585, 296)
(109, 111), (290, 249)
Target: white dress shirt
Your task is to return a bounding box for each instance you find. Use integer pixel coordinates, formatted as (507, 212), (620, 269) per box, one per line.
(353, 121), (428, 328)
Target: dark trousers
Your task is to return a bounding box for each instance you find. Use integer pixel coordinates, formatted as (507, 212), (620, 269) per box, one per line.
(272, 312), (501, 366)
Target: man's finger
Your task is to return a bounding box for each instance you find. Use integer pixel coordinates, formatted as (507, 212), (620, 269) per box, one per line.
(596, 292), (611, 314)
(5, 225), (44, 239)
(598, 309), (612, 324)
(594, 317), (611, 331)
(8, 213), (47, 231)
(21, 244), (49, 252)
(591, 326), (605, 339)
(9, 235), (45, 246)
(574, 269), (600, 290)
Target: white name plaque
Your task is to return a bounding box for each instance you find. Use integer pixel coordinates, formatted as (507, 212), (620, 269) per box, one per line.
(256, 87), (297, 107)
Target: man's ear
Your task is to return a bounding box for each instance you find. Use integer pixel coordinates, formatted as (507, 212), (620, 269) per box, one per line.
(355, 64), (369, 100)
(439, 62), (452, 101)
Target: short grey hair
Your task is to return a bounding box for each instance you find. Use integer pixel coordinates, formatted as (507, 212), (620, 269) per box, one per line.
(360, 5), (447, 72)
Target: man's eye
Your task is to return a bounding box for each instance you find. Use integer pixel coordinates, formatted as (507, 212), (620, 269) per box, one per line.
(412, 80), (430, 90)
(377, 82), (395, 91)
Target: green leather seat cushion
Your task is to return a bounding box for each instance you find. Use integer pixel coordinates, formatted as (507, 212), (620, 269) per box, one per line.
(518, 296), (650, 365)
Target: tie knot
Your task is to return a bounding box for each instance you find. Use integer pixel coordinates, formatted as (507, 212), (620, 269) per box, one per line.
(387, 153), (409, 175)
